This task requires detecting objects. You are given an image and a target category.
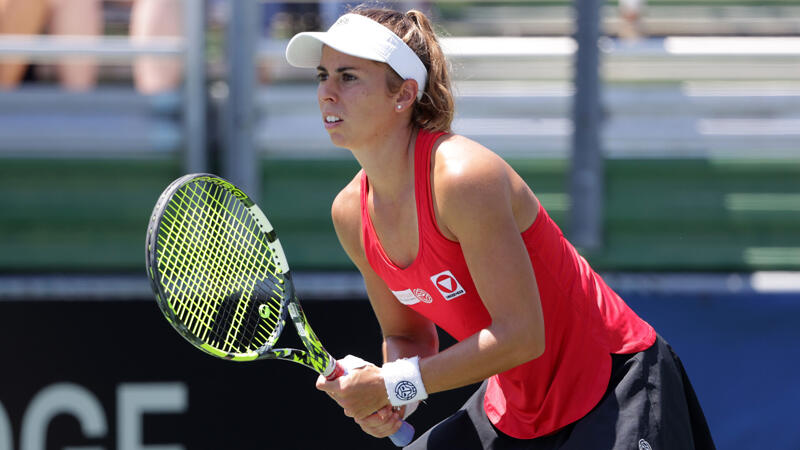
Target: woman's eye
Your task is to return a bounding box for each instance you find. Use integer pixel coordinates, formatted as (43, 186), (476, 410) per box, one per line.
(342, 73), (356, 81)
(316, 73), (328, 82)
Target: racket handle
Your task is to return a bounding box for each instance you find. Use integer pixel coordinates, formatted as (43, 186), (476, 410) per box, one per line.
(326, 360), (415, 447)
(325, 360), (347, 381)
(389, 421), (415, 447)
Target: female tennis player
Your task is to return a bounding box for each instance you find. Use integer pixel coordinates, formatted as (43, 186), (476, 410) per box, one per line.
(285, 5), (715, 449)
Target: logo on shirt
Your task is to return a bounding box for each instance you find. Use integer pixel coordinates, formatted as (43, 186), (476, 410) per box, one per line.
(413, 288), (434, 303)
(638, 439), (652, 450)
(430, 270), (466, 300)
(391, 288), (433, 305)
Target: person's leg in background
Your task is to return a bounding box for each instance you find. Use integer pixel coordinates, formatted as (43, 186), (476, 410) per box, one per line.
(130, 0), (183, 94)
(47, 0), (102, 91)
(0, 0), (48, 89)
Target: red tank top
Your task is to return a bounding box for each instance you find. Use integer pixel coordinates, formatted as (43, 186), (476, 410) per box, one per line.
(360, 128), (656, 439)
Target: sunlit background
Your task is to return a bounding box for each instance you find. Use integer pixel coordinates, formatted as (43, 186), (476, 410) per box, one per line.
(1, 1), (799, 449)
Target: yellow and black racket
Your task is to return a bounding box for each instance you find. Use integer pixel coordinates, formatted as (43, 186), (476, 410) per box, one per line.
(145, 173), (413, 446)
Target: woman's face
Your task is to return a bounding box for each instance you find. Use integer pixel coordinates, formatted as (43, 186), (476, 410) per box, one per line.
(316, 45), (398, 149)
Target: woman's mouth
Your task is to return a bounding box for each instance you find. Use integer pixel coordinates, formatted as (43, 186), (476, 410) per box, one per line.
(324, 115), (342, 129)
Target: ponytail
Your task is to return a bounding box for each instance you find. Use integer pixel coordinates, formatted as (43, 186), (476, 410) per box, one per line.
(350, 6), (455, 133)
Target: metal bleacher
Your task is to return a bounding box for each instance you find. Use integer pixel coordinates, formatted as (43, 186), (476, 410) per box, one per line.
(254, 21), (800, 272)
(0, 1), (799, 292)
(0, 1), (205, 277)
(0, 86), (182, 155)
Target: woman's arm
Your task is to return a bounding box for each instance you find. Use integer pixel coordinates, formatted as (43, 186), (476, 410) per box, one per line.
(320, 140), (546, 427)
(418, 135), (545, 394)
(320, 175), (439, 437)
(330, 174), (440, 363)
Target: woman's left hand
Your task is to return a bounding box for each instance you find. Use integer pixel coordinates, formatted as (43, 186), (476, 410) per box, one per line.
(354, 405), (405, 438)
(316, 364), (392, 422)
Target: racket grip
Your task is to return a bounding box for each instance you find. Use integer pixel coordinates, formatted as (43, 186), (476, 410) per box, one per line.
(389, 420), (415, 447)
(325, 360), (347, 381)
(326, 360), (415, 447)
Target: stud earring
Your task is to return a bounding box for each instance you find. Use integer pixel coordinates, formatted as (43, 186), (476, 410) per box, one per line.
(396, 105), (402, 110)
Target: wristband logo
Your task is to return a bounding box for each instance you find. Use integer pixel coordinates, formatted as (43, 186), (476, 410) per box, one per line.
(395, 381), (418, 401)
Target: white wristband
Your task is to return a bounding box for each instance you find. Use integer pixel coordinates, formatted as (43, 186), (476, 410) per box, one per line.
(401, 401), (419, 419)
(381, 356), (428, 406)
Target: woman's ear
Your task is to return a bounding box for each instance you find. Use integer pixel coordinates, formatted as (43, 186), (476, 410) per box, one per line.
(394, 79), (419, 112)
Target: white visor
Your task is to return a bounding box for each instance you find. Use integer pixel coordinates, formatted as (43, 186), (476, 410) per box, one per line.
(285, 13), (427, 100)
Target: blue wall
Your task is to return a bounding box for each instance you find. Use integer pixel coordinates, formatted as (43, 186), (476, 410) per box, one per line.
(623, 291), (800, 450)
(1, 291), (796, 449)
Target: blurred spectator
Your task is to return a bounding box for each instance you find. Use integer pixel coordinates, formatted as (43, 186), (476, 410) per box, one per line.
(618, 0), (646, 40)
(130, 0), (183, 94)
(319, 2), (346, 29)
(319, 2), (431, 28)
(0, 0), (102, 91)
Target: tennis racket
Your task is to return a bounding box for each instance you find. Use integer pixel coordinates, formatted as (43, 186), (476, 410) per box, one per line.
(145, 173), (414, 447)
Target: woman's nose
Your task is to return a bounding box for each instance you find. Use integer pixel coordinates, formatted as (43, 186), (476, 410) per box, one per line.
(318, 81), (337, 104)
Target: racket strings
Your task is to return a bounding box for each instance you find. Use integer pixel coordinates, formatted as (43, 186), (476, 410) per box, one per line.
(163, 184), (278, 351)
(156, 179), (286, 355)
(161, 188), (239, 333)
(177, 182), (280, 343)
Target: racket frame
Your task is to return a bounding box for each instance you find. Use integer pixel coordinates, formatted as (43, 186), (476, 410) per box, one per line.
(146, 173), (337, 377)
(146, 173), (413, 446)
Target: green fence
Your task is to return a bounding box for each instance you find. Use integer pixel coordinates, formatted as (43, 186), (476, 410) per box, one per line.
(2, 156), (798, 273)
(0, 158), (180, 272)
(258, 157), (800, 272)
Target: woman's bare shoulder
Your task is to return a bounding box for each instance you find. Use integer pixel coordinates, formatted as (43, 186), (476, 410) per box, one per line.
(432, 134), (539, 235)
(331, 170), (365, 262)
(433, 134), (511, 195)
(332, 172), (362, 219)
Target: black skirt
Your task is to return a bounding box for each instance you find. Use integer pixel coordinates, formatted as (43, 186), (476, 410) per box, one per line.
(405, 335), (715, 450)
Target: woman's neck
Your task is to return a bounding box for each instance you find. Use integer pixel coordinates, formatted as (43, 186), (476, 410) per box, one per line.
(352, 125), (417, 201)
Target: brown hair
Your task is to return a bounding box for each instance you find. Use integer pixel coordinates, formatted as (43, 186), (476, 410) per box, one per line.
(350, 5), (454, 133)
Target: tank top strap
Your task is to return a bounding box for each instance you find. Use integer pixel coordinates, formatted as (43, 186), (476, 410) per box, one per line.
(414, 128), (448, 234)
(359, 169), (371, 237)
(360, 169), (387, 272)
